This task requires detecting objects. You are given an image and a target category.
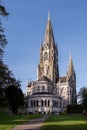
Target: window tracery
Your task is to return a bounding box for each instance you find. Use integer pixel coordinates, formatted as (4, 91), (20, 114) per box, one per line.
(44, 52), (48, 60)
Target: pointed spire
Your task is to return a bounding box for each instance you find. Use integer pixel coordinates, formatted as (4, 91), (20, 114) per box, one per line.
(40, 43), (43, 52)
(70, 51), (72, 61)
(67, 52), (74, 74)
(48, 11), (50, 21)
(44, 12), (55, 46)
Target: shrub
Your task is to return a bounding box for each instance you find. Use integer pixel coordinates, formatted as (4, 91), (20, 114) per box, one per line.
(67, 104), (84, 114)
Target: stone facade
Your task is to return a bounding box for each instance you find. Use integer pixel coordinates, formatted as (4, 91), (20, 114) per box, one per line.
(25, 13), (77, 114)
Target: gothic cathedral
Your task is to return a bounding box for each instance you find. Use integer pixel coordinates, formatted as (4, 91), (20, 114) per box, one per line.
(25, 13), (77, 114)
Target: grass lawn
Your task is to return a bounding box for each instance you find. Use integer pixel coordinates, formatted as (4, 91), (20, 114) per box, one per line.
(41, 114), (87, 130)
(0, 111), (42, 130)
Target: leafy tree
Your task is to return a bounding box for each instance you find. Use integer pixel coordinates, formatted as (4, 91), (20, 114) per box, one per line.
(6, 85), (24, 113)
(0, 1), (9, 17)
(0, 61), (14, 88)
(0, 1), (9, 107)
(0, 1), (9, 60)
(0, 1), (24, 112)
(0, 21), (8, 60)
(78, 87), (87, 109)
(0, 61), (24, 110)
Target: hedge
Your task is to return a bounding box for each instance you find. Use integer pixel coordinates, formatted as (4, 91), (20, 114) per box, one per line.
(67, 104), (84, 114)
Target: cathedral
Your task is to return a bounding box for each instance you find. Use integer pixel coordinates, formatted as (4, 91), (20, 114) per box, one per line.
(25, 13), (77, 114)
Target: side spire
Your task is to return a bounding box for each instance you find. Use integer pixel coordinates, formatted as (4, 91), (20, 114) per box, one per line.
(67, 52), (74, 75)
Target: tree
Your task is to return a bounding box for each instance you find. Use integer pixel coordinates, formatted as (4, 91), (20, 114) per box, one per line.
(0, 61), (24, 109)
(0, 1), (9, 107)
(78, 87), (87, 109)
(0, 61), (15, 88)
(0, 21), (8, 60)
(0, 1), (24, 112)
(0, 1), (9, 60)
(0, 4), (9, 16)
(6, 85), (24, 113)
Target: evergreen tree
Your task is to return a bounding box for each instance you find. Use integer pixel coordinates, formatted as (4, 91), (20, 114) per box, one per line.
(78, 87), (87, 109)
(6, 85), (24, 113)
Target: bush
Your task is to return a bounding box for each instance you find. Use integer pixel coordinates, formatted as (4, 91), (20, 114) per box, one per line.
(67, 104), (84, 114)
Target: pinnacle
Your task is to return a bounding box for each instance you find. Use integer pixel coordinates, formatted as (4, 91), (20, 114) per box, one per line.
(68, 52), (74, 74)
(48, 11), (50, 21)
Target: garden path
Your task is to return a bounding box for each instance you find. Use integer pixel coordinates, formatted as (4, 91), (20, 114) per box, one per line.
(11, 115), (48, 130)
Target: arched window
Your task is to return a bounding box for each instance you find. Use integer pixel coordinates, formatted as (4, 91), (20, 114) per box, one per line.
(36, 100), (38, 107)
(55, 101), (58, 107)
(44, 52), (48, 60)
(31, 100), (33, 107)
(42, 86), (45, 91)
(34, 100), (35, 107)
(55, 101), (57, 107)
(45, 100), (47, 106)
(33, 87), (35, 92)
(48, 100), (50, 107)
(37, 86), (40, 92)
(46, 67), (49, 75)
(42, 100), (44, 106)
(48, 86), (50, 92)
(56, 101), (58, 107)
(26, 102), (28, 107)
(52, 100), (54, 107)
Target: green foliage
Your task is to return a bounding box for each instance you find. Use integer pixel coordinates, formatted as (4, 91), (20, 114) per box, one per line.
(41, 115), (87, 130)
(0, 1), (24, 112)
(6, 85), (24, 113)
(0, 0), (9, 17)
(67, 104), (84, 114)
(0, 60), (24, 110)
(0, 21), (8, 60)
(0, 1), (9, 106)
(78, 87), (87, 108)
(0, 1), (9, 60)
(0, 87), (8, 107)
(0, 61), (14, 88)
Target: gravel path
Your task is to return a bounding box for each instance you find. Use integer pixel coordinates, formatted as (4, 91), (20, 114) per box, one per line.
(11, 115), (49, 130)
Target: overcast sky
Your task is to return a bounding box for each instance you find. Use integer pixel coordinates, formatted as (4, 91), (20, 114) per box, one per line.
(2, 0), (87, 93)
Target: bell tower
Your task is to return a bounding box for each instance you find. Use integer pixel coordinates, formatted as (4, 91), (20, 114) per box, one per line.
(37, 12), (59, 83)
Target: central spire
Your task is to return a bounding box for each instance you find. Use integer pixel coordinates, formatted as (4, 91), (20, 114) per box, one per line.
(44, 11), (55, 46)
(48, 11), (50, 21)
(37, 12), (59, 82)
